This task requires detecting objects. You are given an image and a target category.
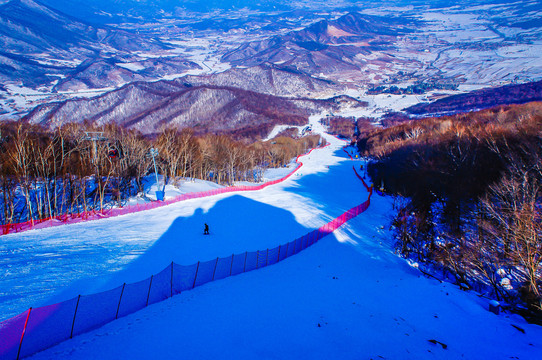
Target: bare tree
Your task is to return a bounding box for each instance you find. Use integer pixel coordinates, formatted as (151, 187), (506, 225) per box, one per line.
(9, 124), (35, 223)
(122, 130), (151, 194)
(481, 143), (542, 310)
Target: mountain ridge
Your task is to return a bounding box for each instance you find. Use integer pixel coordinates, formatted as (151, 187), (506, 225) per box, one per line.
(23, 78), (360, 138)
(22, 64), (361, 138)
(222, 11), (412, 78)
(405, 80), (542, 116)
(0, 0), (200, 90)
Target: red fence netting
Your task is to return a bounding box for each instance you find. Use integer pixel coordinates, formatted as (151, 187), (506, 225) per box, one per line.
(0, 191), (372, 360)
(353, 165), (372, 194)
(1, 142), (374, 360)
(343, 148), (354, 160)
(1, 145), (331, 236)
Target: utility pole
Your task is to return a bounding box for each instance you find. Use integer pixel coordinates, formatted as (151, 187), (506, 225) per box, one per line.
(149, 148), (164, 201)
(149, 148), (160, 187)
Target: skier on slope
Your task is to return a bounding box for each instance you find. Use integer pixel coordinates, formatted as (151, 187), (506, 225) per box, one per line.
(204, 223), (209, 235)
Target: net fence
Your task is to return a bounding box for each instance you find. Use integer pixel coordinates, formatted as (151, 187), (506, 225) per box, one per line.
(1, 145), (375, 360)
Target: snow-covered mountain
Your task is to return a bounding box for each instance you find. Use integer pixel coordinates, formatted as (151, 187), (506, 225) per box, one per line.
(0, 0), (198, 89)
(23, 65), (363, 137)
(222, 12), (413, 80)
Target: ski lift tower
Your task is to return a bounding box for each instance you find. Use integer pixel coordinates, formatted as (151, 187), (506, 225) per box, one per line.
(82, 131), (107, 164)
(149, 148), (164, 201)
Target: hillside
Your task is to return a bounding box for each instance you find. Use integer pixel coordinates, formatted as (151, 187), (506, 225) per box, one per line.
(54, 58), (199, 92)
(222, 12), (413, 79)
(23, 64), (366, 138)
(405, 81), (542, 116)
(23, 81), (351, 138)
(357, 102), (542, 319)
(179, 64), (339, 98)
(0, 0), (198, 89)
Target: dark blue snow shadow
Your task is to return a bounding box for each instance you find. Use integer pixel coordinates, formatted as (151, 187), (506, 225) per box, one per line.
(45, 150), (364, 303)
(338, 144), (358, 160)
(47, 195), (312, 300)
(284, 148), (367, 219)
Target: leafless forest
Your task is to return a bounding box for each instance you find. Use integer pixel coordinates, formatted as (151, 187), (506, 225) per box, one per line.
(358, 102), (542, 320)
(0, 122), (322, 226)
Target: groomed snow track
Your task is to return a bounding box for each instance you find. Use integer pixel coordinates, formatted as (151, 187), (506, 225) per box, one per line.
(0, 142), (372, 360)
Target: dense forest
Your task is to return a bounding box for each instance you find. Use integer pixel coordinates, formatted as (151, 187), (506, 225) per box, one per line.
(405, 80), (542, 115)
(320, 116), (357, 139)
(0, 122), (322, 226)
(357, 102), (542, 321)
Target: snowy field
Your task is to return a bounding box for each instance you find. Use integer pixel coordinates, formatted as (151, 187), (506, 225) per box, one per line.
(262, 124), (310, 141)
(1, 116), (541, 359)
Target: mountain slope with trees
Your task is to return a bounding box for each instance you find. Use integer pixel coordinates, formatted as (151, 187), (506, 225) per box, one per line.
(0, 120), (323, 226)
(23, 76), (362, 139)
(405, 81), (542, 116)
(222, 12), (414, 78)
(358, 101), (542, 320)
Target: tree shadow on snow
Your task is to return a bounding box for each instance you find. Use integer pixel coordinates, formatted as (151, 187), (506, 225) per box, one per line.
(284, 147), (369, 219)
(48, 195), (312, 300)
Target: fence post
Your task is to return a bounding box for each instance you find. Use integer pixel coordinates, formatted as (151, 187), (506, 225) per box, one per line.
(16, 308), (32, 360)
(277, 245), (281, 262)
(212, 257), (219, 280)
(266, 249), (269, 266)
(115, 283), (126, 319)
(170, 262), (173, 298)
(243, 252), (247, 272)
(229, 254), (234, 276)
(192, 261), (200, 288)
(256, 250), (259, 268)
(70, 295), (81, 339)
(146, 275), (154, 306)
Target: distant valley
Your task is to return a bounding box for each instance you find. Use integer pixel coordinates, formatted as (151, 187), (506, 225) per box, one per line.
(1, 0), (541, 138)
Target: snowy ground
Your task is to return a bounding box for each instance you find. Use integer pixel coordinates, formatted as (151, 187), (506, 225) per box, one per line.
(263, 124), (310, 141)
(2, 116), (542, 359)
(0, 160), (299, 320)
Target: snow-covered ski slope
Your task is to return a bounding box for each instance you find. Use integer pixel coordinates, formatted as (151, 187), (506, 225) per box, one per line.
(2, 115), (542, 359)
